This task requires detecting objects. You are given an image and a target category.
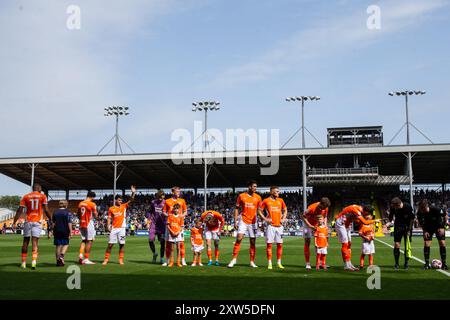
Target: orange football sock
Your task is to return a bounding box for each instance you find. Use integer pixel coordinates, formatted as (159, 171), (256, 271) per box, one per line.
(316, 254), (321, 269)
(232, 242), (241, 259)
(266, 243), (273, 261)
(104, 252), (111, 261)
(369, 255), (374, 266)
(165, 241), (171, 260)
(321, 254), (327, 266)
(31, 250), (38, 261)
(342, 243), (351, 262)
(276, 243), (283, 261)
(207, 249), (212, 261)
(21, 253), (27, 263)
(360, 254), (365, 267)
(180, 242), (185, 259)
(215, 248), (220, 261)
(304, 243), (311, 263)
(347, 242), (352, 261)
(250, 243), (256, 262)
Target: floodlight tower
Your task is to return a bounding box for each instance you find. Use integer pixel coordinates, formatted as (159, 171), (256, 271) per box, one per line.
(192, 101), (221, 210)
(101, 106), (130, 155)
(388, 90), (426, 209)
(285, 96), (321, 214)
(100, 106), (131, 198)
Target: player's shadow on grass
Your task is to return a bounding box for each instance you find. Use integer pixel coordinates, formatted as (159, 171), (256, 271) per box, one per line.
(1, 269), (449, 299)
(127, 259), (157, 264)
(0, 262), (57, 268)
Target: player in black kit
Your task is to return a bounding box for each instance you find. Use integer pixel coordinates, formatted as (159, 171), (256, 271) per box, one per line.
(388, 197), (415, 270)
(417, 199), (448, 270)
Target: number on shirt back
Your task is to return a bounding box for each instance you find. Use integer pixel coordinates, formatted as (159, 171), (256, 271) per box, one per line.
(30, 199), (39, 211)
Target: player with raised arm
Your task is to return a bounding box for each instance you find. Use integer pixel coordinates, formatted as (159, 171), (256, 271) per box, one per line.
(302, 197), (331, 269)
(258, 186), (287, 269)
(228, 180), (262, 268)
(200, 210), (225, 266)
(77, 191), (98, 265)
(148, 189), (166, 264)
(417, 199), (448, 270)
(13, 183), (51, 269)
(335, 204), (379, 271)
(162, 187), (188, 267)
(102, 185), (136, 266)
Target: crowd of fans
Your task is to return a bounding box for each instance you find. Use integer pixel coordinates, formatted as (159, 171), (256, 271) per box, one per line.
(379, 189), (450, 217)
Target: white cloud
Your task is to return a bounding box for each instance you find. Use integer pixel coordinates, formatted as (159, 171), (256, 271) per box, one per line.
(208, 0), (449, 88)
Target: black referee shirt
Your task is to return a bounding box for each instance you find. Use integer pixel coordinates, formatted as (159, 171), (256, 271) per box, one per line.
(417, 206), (446, 229)
(388, 202), (415, 228)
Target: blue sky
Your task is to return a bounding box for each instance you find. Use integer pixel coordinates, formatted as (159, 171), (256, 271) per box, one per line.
(0, 0), (449, 195)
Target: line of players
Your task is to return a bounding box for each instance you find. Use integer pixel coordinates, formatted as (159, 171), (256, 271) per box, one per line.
(11, 181), (448, 270)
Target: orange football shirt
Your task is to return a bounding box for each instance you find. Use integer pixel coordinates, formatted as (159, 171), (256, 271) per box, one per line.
(108, 202), (129, 228)
(314, 225), (329, 248)
(167, 214), (183, 235)
(236, 192), (262, 224)
(200, 210), (224, 232)
(260, 197), (286, 227)
(337, 205), (375, 227)
(359, 224), (375, 241)
(163, 197), (187, 225)
(20, 191), (48, 223)
(304, 202), (329, 227)
(78, 200), (97, 228)
(190, 227), (204, 246)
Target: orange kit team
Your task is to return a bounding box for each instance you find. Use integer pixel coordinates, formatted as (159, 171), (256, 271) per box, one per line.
(228, 180), (262, 268)
(200, 210), (225, 266)
(102, 185), (136, 265)
(77, 191), (98, 265)
(12, 184), (51, 269)
(302, 197), (331, 269)
(162, 186), (188, 267)
(258, 186), (288, 269)
(335, 204), (380, 271)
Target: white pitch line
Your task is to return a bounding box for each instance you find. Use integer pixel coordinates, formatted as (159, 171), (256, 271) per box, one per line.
(375, 238), (450, 277)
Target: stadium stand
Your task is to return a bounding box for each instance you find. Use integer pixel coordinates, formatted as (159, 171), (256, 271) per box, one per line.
(0, 208), (14, 222)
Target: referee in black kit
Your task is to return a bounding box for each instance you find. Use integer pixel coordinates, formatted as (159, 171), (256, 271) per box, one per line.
(388, 197), (415, 270)
(417, 199), (448, 270)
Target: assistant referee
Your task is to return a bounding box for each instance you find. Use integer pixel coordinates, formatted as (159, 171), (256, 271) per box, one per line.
(388, 197), (415, 270)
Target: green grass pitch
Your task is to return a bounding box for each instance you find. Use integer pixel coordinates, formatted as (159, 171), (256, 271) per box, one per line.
(0, 234), (448, 299)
